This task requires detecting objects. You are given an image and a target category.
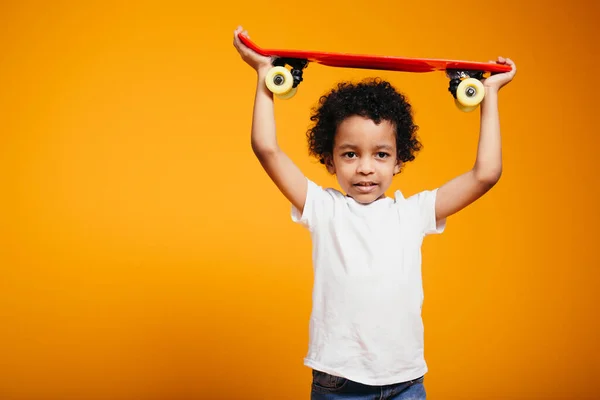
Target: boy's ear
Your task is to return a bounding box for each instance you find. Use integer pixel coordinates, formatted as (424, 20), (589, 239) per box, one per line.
(324, 154), (335, 174)
(393, 159), (402, 175)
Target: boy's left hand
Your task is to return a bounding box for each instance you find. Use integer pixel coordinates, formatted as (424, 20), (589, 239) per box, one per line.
(483, 57), (517, 91)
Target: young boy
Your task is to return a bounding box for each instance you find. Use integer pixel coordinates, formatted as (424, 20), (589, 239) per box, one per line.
(233, 26), (516, 400)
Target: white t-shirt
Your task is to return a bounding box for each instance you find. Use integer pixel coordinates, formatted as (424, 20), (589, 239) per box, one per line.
(291, 177), (446, 386)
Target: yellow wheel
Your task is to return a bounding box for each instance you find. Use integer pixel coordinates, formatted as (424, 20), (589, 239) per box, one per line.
(265, 66), (294, 95)
(276, 86), (298, 100)
(456, 78), (485, 107)
(454, 98), (478, 113)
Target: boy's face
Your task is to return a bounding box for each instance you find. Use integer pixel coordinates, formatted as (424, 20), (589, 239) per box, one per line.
(326, 115), (400, 204)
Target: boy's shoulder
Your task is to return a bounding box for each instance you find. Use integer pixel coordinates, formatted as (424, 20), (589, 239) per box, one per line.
(305, 178), (346, 200)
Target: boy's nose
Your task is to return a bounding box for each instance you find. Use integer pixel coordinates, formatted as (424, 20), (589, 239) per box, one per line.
(356, 158), (375, 174)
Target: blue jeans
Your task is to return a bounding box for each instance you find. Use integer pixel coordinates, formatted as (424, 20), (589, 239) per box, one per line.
(310, 370), (426, 400)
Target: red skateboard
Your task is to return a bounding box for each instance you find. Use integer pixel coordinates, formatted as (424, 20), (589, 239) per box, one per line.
(238, 33), (511, 112)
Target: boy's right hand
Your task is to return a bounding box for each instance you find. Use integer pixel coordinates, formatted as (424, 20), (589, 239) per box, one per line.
(233, 26), (272, 74)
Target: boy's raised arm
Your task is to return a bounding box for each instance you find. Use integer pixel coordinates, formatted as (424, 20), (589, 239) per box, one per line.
(233, 27), (308, 214)
(435, 57), (517, 222)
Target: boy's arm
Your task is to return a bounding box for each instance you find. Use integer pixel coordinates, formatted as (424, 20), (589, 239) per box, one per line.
(250, 68), (308, 213)
(435, 57), (517, 222)
(234, 27), (308, 214)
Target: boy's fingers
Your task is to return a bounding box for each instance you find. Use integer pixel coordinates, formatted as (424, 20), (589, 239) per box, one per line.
(504, 58), (516, 74)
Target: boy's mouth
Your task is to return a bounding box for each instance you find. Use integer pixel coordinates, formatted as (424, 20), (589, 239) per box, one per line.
(354, 181), (377, 186)
(353, 182), (378, 193)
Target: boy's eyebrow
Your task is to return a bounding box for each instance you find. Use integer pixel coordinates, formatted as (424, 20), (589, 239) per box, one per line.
(337, 144), (394, 151)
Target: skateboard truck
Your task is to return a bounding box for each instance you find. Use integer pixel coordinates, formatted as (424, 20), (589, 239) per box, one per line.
(273, 58), (308, 87)
(446, 69), (489, 112)
(265, 57), (309, 99)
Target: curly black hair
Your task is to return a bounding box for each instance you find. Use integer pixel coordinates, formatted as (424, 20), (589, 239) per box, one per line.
(306, 78), (421, 170)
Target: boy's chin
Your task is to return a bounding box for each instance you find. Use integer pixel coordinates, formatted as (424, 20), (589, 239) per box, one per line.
(346, 189), (386, 204)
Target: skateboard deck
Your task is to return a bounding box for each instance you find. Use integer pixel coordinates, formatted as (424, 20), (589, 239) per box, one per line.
(238, 34), (511, 74)
(238, 33), (511, 111)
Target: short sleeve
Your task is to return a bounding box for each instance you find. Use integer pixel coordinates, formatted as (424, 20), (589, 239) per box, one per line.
(408, 188), (446, 236)
(291, 178), (332, 231)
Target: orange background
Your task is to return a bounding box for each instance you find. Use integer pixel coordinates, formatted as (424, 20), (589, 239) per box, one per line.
(1, 1), (598, 399)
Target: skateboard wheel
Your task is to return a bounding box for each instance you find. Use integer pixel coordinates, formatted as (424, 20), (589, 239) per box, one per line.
(454, 98), (478, 113)
(276, 86), (298, 100)
(265, 66), (294, 95)
(456, 78), (485, 107)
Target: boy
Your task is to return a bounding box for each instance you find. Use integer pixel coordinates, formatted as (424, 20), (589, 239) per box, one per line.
(233, 26), (516, 400)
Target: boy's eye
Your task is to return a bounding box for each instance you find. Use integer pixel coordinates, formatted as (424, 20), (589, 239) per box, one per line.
(344, 152), (356, 158)
(377, 152), (389, 158)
